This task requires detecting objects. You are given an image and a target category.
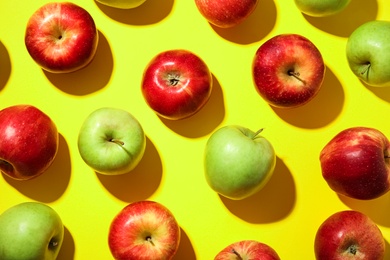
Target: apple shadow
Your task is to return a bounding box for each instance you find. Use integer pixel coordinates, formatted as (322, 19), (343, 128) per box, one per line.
(338, 191), (390, 227)
(0, 41), (11, 90)
(211, 0), (277, 44)
(44, 30), (113, 95)
(57, 226), (75, 260)
(365, 83), (390, 103)
(2, 134), (71, 202)
(173, 227), (197, 260)
(95, 0), (174, 25)
(159, 74), (225, 138)
(271, 66), (344, 129)
(219, 157), (296, 223)
(96, 136), (162, 202)
(302, 0), (378, 38)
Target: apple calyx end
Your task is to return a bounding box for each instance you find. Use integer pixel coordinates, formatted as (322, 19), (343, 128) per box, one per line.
(110, 138), (125, 146)
(288, 70), (306, 85)
(167, 73), (181, 86)
(231, 248), (243, 260)
(347, 244), (358, 255)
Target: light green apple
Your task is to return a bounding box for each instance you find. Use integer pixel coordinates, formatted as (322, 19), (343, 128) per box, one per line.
(95, 0), (147, 9)
(204, 125), (276, 200)
(346, 20), (390, 87)
(78, 107), (146, 175)
(294, 0), (351, 17)
(0, 202), (64, 260)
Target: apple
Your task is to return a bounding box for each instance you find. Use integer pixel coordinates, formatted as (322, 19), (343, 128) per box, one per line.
(314, 210), (385, 260)
(108, 200), (181, 260)
(215, 240), (280, 260)
(346, 20), (390, 87)
(0, 202), (64, 260)
(294, 0), (351, 17)
(204, 125), (276, 200)
(194, 0), (259, 28)
(95, 0), (147, 9)
(252, 34), (325, 108)
(0, 105), (58, 180)
(78, 107), (146, 175)
(141, 49), (212, 120)
(25, 2), (99, 73)
(319, 126), (390, 200)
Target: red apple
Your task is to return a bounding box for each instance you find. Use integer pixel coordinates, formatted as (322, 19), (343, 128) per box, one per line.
(141, 49), (212, 120)
(194, 0), (258, 28)
(314, 210), (385, 260)
(108, 200), (181, 260)
(320, 127), (390, 200)
(215, 240), (280, 260)
(252, 34), (325, 108)
(25, 2), (99, 73)
(0, 105), (59, 180)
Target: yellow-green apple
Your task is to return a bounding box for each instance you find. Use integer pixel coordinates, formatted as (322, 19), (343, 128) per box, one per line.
(95, 0), (147, 9)
(141, 49), (212, 120)
(215, 240), (280, 260)
(78, 107), (146, 175)
(194, 0), (258, 28)
(108, 200), (181, 260)
(319, 127), (390, 200)
(0, 202), (64, 260)
(346, 20), (390, 87)
(252, 34), (325, 108)
(294, 0), (351, 17)
(0, 105), (58, 180)
(204, 126), (276, 200)
(25, 2), (98, 73)
(314, 210), (385, 260)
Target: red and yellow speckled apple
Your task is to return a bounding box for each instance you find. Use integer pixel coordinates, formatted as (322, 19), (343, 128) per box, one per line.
(320, 127), (390, 200)
(25, 2), (99, 73)
(141, 49), (212, 120)
(252, 34), (325, 108)
(314, 210), (385, 260)
(215, 240), (280, 260)
(0, 105), (59, 181)
(195, 0), (258, 28)
(108, 201), (181, 260)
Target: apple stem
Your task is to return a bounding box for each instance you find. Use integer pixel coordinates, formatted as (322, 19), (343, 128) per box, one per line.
(110, 138), (124, 146)
(252, 128), (264, 139)
(360, 63), (371, 76)
(288, 70), (306, 84)
(146, 236), (155, 246)
(231, 249), (243, 260)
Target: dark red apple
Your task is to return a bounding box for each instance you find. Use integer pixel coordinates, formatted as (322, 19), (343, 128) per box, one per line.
(108, 200), (181, 260)
(215, 240), (280, 260)
(194, 0), (258, 28)
(0, 105), (59, 180)
(320, 127), (390, 200)
(252, 34), (325, 108)
(25, 2), (99, 73)
(314, 210), (385, 260)
(141, 49), (212, 120)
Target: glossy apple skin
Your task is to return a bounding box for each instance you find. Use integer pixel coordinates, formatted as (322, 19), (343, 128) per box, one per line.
(195, 0), (258, 28)
(252, 34), (325, 108)
(78, 107), (146, 175)
(0, 202), (64, 260)
(0, 105), (59, 180)
(141, 49), (212, 120)
(294, 0), (351, 17)
(108, 201), (181, 260)
(320, 127), (390, 200)
(314, 210), (385, 260)
(25, 2), (98, 73)
(96, 0), (147, 9)
(204, 125), (276, 200)
(215, 240), (280, 260)
(346, 20), (390, 87)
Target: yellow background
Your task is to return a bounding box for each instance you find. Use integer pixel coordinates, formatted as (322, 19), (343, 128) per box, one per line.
(1, 0), (390, 259)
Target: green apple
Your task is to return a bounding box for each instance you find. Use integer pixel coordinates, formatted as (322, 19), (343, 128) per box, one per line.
(78, 107), (146, 175)
(0, 202), (64, 260)
(346, 20), (390, 87)
(294, 0), (350, 17)
(204, 125), (276, 200)
(95, 0), (147, 9)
